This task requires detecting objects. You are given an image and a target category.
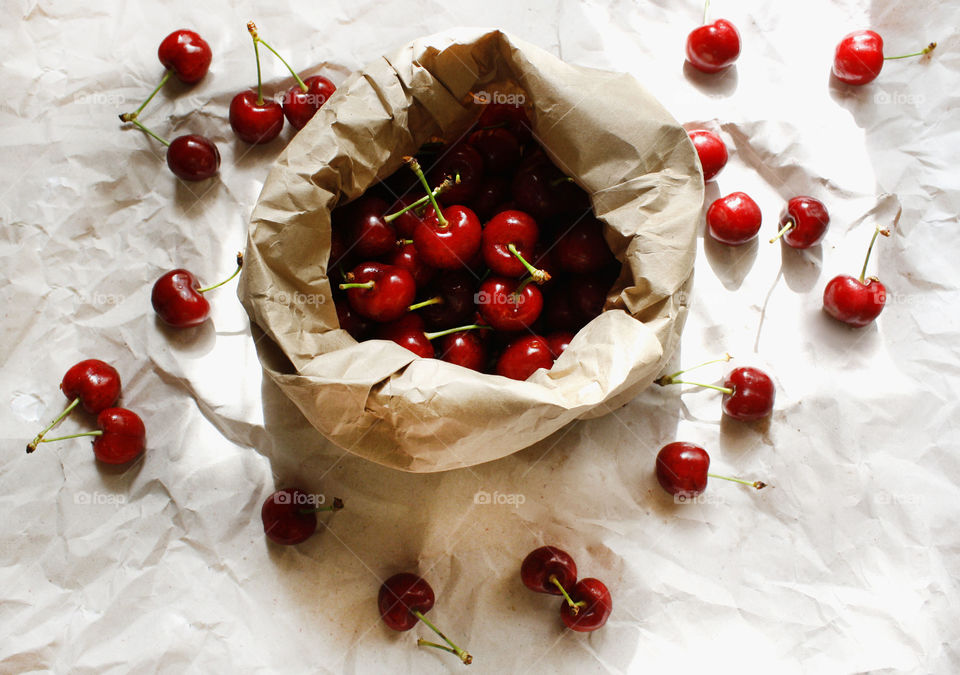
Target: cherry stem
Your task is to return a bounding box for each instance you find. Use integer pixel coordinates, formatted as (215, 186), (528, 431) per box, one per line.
(37, 430), (103, 443)
(26, 397), (80, 453)
(550, 175), (575, 188)
(708, 473), (768, 490)
(397, 239), (414, 246)
(411, 610), (472, 665)
(663, 379), (733, 395)
(859, 225), (890, 284)
(657, 354), (732, 386)
(549, 574), (580, 614)
(339, 281), (375, 290)
(408, 296), (444, 312)
(297, 497), (344, 514)
(770, 219), (794, 244)
(405, 157), (448, 227)
(383, 179), (454, 223)
(424, 324), (491, 341)
(246, 22), (265, 105)
(122, 117), (170, 147)
(507, 243), (551, 283)
(131, 69), (171, 119)
(251, 27), (308, 91)
(197, 252), (244, 294)
(703, 0), (710, 24)
(884, 42), (937, 60)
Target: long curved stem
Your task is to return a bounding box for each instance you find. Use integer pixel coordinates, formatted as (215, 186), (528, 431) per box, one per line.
(37, 430), (103, 443)
(507, 243), (550, 283)
(549, 574), (582, 614)
(245, 22), (265, 105)
(424, 324), (490, 341)
(858, 225), (890, 284)
(124, 117), (170, 147)
(411, 610), (472, 665)
(26, 398), (80, 453)
(665, 379), (733, 395)
(197, 253), (244, 294)
(884, 42), (936, 60)
(255, 37), (308, 91)
(708, 473), (768, 490)
(657, 354), (732, 386)
(405, 157), (447, 227)
(133, 69), (171, 118)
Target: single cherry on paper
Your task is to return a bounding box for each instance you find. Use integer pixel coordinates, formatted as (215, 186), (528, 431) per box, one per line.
(832, 30), (936, 86)
(229, 22), (284, 144)
(657, 355), (775, 421)
(378, 573), (472, 665)
(559, 578), (612, 632)
(28, 407), (146, 465)
(685, 1), (741, 74)
(152, 253), (243, 328)
(118, 115), (220, 181)
(655, 442), (767, 499)
(261, 488), (344, 546)
(771, 196), (830, 249)
(283, 74), (336, 130)
(823, 224), (890, 327)
(688, 129), (728, 181)
(158, 29), (212, 84)
(339, 262), (417, 323)
(496, 335), (554, 381)
(706, 192), (762, 246)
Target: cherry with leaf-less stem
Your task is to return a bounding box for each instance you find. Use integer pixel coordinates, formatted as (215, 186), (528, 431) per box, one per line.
(656, 442), (767, 499)
(477, 276), (543, 331)
(26, 360), (122, 453)
(152, 252), (243, 328)
(496, 335), (555, 381)
(688, 129), (728, 181)
(229, 22), (284, 144)
(261, 488), (344, 546)
(407, 158), (483, 269)
(685, 0), (741, 74)
(706, 192), (762, 246)
(832, 30), (936, 86)
(560, 578), (613, 632)
(418, 270), (477, 330)
(482, 210), (550, 281)
(381, 317), (491, 360)
(823, 224), (890, 327)
(378, 573), (472, 665)
(436, 330), (487, 371)
(430, 144), (485, 205)
(29, 407), (146, 465)
(771, 196), (830, 249)
(521, 546), (583, 614)
(118, 115), (220, 181)
(657, 354), (775, 421)
(339, 262), (416, 322)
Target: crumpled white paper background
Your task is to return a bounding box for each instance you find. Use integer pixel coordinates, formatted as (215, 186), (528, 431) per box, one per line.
(2, 0), (958, 673)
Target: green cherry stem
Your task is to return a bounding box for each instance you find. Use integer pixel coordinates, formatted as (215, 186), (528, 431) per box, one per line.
(507, 243), (551, 283)
(383, 179), (455, 224)
(424, 324), (491, 341)
(770, 219), (794, 244)
(196, 252), (244, 294)
(397, 239), (414, 246)
(708, 473), (768, 490)
(703, 0), (711, 24)
(884, 42), (936, 60)
(245, 22), (266, 105)
(26, 398), (80, 453)
(129, 69), (172, 121)
(411, 610), (472, 665)
(665, 379), (733, 394)
(339, 281), (375, 290)
(408, 296), (444, 312)
(549, 574), (584, 614)
(297, 497), (344, 514)
(406, 157), (448, 227)
(656, 353), (732, 386)
(119, 116), (170, 147)
(859, 225), (891, 284)
(248, 21), (308, 92)
(36, 430), (103, 444)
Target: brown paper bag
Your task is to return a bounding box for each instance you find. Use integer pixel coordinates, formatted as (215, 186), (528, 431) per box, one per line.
(238, 28), (703, 472)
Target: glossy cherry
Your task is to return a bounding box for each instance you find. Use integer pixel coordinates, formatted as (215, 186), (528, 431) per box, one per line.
(340, 262), (416, 323)
(512, 156), (584, 221)
(772, 196), (830, 249)
(167, 134), (221, 181)
(482, 210), (548, 280)
(377, 314), (434, 358)
(545, 332), (575, 359)
(261, 488), (343, 546)
(152, 253), (243, 328)
(477, 277), (543, 331)
(722, 366), (775, 421)
(408, 159), (482, 269)
(336, 301), (375, 341)
(706, 192), (762, 245)
(436, 331), (486, 371)
(283, 75), (336, 130)
(568, 276), (608, 325)
(823, 225), (889, 327)
(688, 129), (728, 181)
(521, 546), (578, 595)
(553, 218), (614, 275)
(832, 31), (935, 86)
(378, 573), (472, 664)
(337, 195), (397, 259)
(387, 241), (435, 289)
(469, 175), (511, 221)
(418, 270), (477, 330)
(560, 578), (612, 632)
(496, 335), (554, 381)
(429, 143), (484, 205)
(686, 2), (741, 75)
(30, 407), (146, 464)
(656, 441), (766, 499)
(230, 90), (284, 144)
(158, 29), (212, 84)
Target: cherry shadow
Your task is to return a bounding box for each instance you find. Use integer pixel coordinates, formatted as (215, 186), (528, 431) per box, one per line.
(703, 233), (759, 291)
(153, 316), (217, 357)
(780, 243), (823, 293)
(682, 61), (739, 98)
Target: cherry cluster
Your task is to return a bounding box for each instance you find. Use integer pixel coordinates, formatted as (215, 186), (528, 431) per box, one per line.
(26, 360), (146, 465)
(328, 102), (619, 381)
(521, 546), (612, 632)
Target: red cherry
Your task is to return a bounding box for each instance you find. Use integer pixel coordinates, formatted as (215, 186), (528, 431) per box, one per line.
(688, 129), (728, 181)
(336, 301), (375, 341)
(521, 546), (578, 595)
(418, 270), (477, 330)
(229, 90), (284, 144)
(545, 332), (575, 359)
(467, 127), (522, 174)
(429, 144), (484, 205)
(568, 276), (609, 325)
(377, 314), (434, 358)
(477, 277), (543, 331)
(283, 75), (336, 130)
(722, 367), (775, 421)
(92, 407), (146, 464)
(542, 283), (582, 332)
(166, 134), (220, 181)
(655, 441), (710, 497)
(706, 192), (762, 246)
(772, 196), (830, 249)
(832, 30), (884, 85)
(496, 335), (554, 381)
(387, 194), (429, 239)
(512, 157), (584, 221)
(436, 331), (486, 371)
(823, 225), (890, 327)
(152, 270), (210, 327)
(337, 195), (397, 259)
(553, 218), (614, 275)
(482, 210), (544, 279)
(340, 262), (416, 322)
(61, 360), (122, 414)
(477, 102), (533, 144)
(559, 579), (612, 632)
(686, 18), (741, 74)
(261, 488), (343, 546)
(413, 205), (483, 270)
(157, 29), (212, 84)
(387, 242), (436, 289)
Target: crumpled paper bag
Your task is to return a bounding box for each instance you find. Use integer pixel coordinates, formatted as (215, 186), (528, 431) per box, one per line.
(238, 27), (703, 472)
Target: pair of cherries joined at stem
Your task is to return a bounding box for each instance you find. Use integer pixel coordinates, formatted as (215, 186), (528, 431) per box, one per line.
(26, 360), (145, 464)
(119, 30), (221, 182)
(521, 546), (612, 632)
(379, 573), (472, 665)
(152, 252), (243, 328)
(657, 354), (775, 422)
(229, 22), (336, 144)
(260, 488), (344, 545)
(656, 442), (767, 499)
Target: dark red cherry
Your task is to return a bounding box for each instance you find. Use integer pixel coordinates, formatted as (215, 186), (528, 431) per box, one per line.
(468, 127), (522, 174)
(152, 269), (210, 328)
(413, 205), (482, 270)
(468, 175), (511, 222)
(559, 578), (612, 632)
(283, 75), (336, 130)
(419, 270), (477, 330)
(260, 488), (317, 545)
(553, 218), (614, 275)
(655, 441), (710, 497)
(340, 195), (397, 259)
(521, 546), (578, 595)
(436, 331), (486, 371)
(166, 135), (220, 181)
(157, 29), (212, 84)
(92, 407), (146, 465)
(388, 194), (429, 239)
(61, 360), (122, 414)
(545, 332), (575, 359)
(430, 144), (484, 205)
(229, 90), (284, 144)
(482, 210), (540, 278)
(387, 242), (436, 289)
(496, 335), (554, 381)
(377, 314), (434, 358)
(378, 573), (435, 632)
(476, 102), (533, 144)
(336, 301), (375, 341)
(721, 367), (775, 421)
(568, 276), (608, 324)
(340, 262), (416, 323)
(477, 277), (543, 331)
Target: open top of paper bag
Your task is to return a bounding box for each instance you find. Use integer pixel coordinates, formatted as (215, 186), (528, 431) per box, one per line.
(238, 28), (703, 472)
